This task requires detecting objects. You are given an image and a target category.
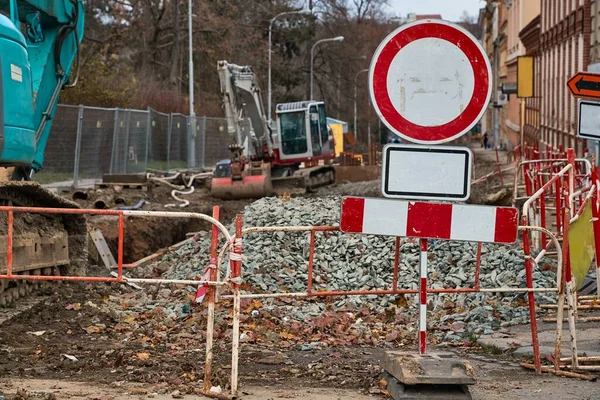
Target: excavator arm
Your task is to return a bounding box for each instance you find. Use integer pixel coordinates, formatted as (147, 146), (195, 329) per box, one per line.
(217, 60), (273, 160)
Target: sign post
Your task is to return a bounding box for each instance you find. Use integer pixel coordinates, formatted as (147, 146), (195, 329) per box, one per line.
(368, 18), (492, 354)
(355, 19), (496, 399)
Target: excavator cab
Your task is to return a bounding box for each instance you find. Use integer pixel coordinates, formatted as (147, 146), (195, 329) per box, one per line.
(275, 101), (335, 162)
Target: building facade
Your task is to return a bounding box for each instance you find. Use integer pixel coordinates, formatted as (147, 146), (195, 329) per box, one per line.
(537, 0), (591, 153)
(504, 0), (541, 148)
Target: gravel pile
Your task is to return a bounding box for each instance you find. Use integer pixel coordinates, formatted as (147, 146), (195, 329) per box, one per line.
(159, 196), (558, 338)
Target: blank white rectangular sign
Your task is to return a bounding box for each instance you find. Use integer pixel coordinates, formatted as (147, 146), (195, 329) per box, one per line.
(578, 100), (600, 140)
(381, 144), (472, 201)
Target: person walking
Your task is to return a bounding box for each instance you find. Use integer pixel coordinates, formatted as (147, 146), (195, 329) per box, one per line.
(483, 132), (489, 149)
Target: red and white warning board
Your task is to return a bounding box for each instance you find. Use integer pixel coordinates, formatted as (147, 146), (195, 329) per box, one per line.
(369, 19), (492, 144)
(340, 197), (518, 244)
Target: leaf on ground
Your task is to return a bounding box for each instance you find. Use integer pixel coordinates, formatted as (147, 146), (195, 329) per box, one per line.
(136, 352), (150, 360)
(84, 326), (102, 334)
(27, 330), (46, 336)
(279, 331), (294, 340)
(123, 316), (136, 324)
(65, 303), (81, 311)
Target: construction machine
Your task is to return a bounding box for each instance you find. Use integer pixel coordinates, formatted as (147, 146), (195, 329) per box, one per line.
(212, 60), (336, 199)
(0, 0), (87, 305)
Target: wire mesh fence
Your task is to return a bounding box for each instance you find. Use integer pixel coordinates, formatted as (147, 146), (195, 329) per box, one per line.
(34, 105), (230, 187)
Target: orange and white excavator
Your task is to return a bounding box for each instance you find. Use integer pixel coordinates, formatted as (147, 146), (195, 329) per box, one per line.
(211, 60), (336, 199)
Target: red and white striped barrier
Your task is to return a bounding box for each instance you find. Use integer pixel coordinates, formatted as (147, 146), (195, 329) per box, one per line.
(340, 197), (519, 244)
(419, 239), (428, 354)
(341, 196), (520, 354)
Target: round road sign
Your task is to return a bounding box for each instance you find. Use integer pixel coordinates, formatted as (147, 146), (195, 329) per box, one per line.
(369, 19), (492, 144)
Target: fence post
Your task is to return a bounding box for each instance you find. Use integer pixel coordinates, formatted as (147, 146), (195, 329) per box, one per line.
(123, 110), (131, 174)
(109, 108), (120, 175)
(201, 116), (207, 168)
(188, 115), (196, 169)
(167, 114), (173, 172)
(145, 108), (152, 171)
(72, 104), (84, 188)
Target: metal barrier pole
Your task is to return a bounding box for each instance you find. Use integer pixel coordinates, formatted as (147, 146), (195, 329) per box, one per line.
(124, 110), (131, 174)
(145, 108), (151, 171)
(109, 108), (120, 175)
(393, 237), (400, 292)
(6, 210), (12, 276)
(474, 242), (482, 290)
(562, 183), (579, 369)
(418, 238), (427, 355)
(592, 167), (600, 297)
(538, 167), (547, 246)
(203, 206), (220, 393)
(201, 116), (207, 168)
(72, 104), (84, 188)
(307, 230), (316, 294)
(520, 215), (541, 373)
(117, 214), (124, 280)
(167, 114), (173, 172)
(230, 216), (243, 396)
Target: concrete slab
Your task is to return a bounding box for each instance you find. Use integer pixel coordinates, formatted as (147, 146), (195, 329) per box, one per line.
(383, 352), (476, 386)
(384, 373), (472, 400)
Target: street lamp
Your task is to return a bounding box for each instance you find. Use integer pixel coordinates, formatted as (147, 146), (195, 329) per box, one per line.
(187, 0), (196, 168)
(354, 68), (368, 139)
(310, 36), (344, 100)
(268, 9), (311, 122)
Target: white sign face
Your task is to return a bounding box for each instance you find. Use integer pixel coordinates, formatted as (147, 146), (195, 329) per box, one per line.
(381, 144), (472, 201)
(578, 100), (600, 140)
(369, 19), (492, 144)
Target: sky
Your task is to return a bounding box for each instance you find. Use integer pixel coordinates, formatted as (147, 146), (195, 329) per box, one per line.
(386, 0), (484, 22)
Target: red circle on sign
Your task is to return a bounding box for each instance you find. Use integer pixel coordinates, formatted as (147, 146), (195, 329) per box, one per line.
(369, 20), (491, 144)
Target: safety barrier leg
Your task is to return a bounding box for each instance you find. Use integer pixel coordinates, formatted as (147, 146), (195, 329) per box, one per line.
(591, 167), (600, 299)
(474, 242), (482, 290)
(418, 239), (428, 355)
(203, 206), (220, 393)
(393, 237), (401, 292)
(521, 215), (541, 373)
(230, 216), (243, 396)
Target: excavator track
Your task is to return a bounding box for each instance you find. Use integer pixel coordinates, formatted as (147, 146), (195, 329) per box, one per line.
(272, 165), (336, 196)
(0, 182), (88, 307)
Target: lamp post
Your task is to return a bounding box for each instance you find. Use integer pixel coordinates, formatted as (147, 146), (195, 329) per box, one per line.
(268, 9), (311, 122)
(354, 68), (368, 140)
(187, 0), (196, 168)
(310, 36), (344, 100)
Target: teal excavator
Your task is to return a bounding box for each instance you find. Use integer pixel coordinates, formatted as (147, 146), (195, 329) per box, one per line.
(0, 0), (87, 305)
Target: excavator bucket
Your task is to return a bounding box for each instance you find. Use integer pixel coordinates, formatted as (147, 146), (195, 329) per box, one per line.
(211, 161), (274, 200)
